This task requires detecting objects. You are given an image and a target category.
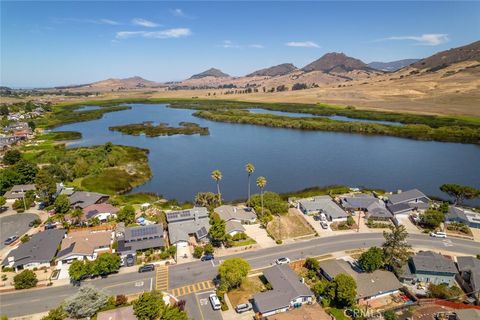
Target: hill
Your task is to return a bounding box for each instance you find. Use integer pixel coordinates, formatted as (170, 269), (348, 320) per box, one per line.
(246, 63), (297, 77)
(410, 40), (480, 71)
(302, 52), (373, 73)
(368, 59), (419, 72)
(189, 68), (230, 79)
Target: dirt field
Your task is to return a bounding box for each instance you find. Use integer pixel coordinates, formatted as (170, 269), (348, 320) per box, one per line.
(267, 209), (315, 240)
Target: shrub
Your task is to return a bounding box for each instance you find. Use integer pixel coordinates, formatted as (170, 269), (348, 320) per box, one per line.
(13, 270), (38, 289)
(248, 192), (289, 215)
(276, 239), (283, 244)
(193, 246), (204, 259)
(64, 285), (109, 318)
(304, 257), (320, 272)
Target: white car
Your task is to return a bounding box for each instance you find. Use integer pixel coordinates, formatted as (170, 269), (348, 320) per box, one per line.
(430, 231), (447, 238)
(209, 294), (221, 310)
(275, 257), (291, 265)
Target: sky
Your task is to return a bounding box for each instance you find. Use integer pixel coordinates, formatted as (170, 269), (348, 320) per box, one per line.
(1, 1), (479, 88)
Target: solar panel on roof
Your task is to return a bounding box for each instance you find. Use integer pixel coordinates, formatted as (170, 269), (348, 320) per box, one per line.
(196, 226), (208, 238)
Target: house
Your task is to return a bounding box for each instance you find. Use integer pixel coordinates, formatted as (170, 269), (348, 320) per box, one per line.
(82, 203), (119, 223)
(456, 256), (480, 304)
(386, 189), (430, 216)
(400, 251), (458, 285)
(68, 191), (109, 209)
(1, 229), (66, 271)
(56, 230), (112, 263)
(97, 306), (136, 320)
(446, 206), (480, 229)
(340, 194), (393, 221)
(252, 264), (314, 318)
(166, 207), (210, 247)
(117, 224), (165, 254)
(214, 205), (257, 224)
(4, 184), (36, 200)
(297, 196), (348, 221)
(319, 259), (402, 302)
(225, 220), (245, 236)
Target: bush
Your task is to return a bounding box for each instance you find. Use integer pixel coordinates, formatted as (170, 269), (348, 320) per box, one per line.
(304, 257), (320, 272)
(427, 283), (463, 301)
(64, 285), (109, 318)
(248, 192), (289, 215)
(20, 234), (30, 243)
(115, 294), (128, 306)
(193, 246), (204, 259)
(276, 239), (283, 245)
(13, 270), (38, 289)
(346, 215), (355, 226)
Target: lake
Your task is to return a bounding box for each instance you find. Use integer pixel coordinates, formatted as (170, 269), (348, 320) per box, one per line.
(54, 104), (480, 203)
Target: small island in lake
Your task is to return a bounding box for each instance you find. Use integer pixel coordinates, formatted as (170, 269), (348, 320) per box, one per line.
(109, 121), (209, 137)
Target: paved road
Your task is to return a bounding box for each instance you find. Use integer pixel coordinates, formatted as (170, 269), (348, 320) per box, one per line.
(1, 233), (479, 317)
(0, 213), (38, 249)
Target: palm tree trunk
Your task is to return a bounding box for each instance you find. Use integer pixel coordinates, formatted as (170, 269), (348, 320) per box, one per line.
(217, 182), (221, 205)
(247, 174), (251, 205)
(260, 189), (264, 216)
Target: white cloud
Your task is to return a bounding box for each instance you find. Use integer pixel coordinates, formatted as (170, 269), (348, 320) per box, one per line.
(116, 28), (191, 40)
(171, 9), (187, 17)
(382, 33), (449, 46)
(221, 40), (241, 48)
(285, 41), (320, 48)
(55, 18), (120, 25)
(248, 44), (264, 48)
(99, 19), (120, 25)
(132, 18), (160, 28)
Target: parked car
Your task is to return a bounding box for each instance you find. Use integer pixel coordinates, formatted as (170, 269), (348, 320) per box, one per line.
(209, 294), (221, 310)
(320, 221), (328, 229)
(4, 235), (18, 245)
(138, 264), (155, 273)
(201, 254), (214, 261)
(125, 254), (135, 267)
(44, 223), (57, 230)
(430, 231), (447, 238)
(275, 257), (290, 265)
(313, 215), (321, 221)
(235, 303), (253, 313)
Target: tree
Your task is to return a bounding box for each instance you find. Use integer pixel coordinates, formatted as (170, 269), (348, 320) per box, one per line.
(54, 194), (71, 215)
(35, 169), (57, 205)
(193, 246), (204, 259)
(0, 196), (6, 207)
(14, 160), (38, 184)
(304, 257), (320, 272)
(245, 163), (255, 205)
(70, 208), (83, 224)
(104, 142), (113, 153)
(41, 306), (65, 320)
(204, 243), (214, 255)
(427, 283), (463, 301)
(0, 169), (21, 194)
(249, 191), (288, 216)
(92, 253), (121, 275)
(133, 291), (164, 320)
(208, 218), (227, 246)
(162, 306), (188, 320)
(194, 192), (220, 209)
(218, 258), (251, 290)
(419, 208), (445, 229)
(358, 247), (384, 272)
(3, 149), (22, 165)
(256, 176), (267, 216)
(13, 270), (38, 289)
(63, 285), (109, 319)
(333, 274), (357, 308)
(117, 205), (136, 225)
(440, 183), (480, 204)
(384, 310), (397, 320)
(69, 260), (91, 281)
(211, 170), (223, 204)
(382, 225), (412, 273)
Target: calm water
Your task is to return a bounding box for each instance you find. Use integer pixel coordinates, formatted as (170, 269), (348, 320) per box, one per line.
(249, 108), (403, 126)
(54, 104), (480, 203)
(74, 105), (102, 112)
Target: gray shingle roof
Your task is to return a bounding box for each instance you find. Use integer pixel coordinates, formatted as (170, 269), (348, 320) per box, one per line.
(456, 256), (480, 272)
(299, 196), (347, 219)
(214, 205), (256, 222)
(319, 259), (401, 299)
(168, 218), (210, 244)
(387, 189), (429, 205)
(68, 191), (109, 209)
(253, 265), (313, 314)
(166, 207), (208, 223)
(2, 229), (66, 268)
(225, 220), (245, 234)
(411, 251), (458, 274)
(341, 195), (392, 219)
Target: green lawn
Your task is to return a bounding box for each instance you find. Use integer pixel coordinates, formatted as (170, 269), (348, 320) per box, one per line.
(328, 308), (351, 320)
(230, 237), (256, 247)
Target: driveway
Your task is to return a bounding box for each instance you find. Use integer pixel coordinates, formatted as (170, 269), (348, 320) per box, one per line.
(302, 213), (334, 236)
(184, 290), (223, 320)
(0, 212), (39, 250)
(243, 224), (276, 248)
(395, 214), (422, 234)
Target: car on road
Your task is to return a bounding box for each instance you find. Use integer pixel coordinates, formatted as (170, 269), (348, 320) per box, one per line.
(275, 257), (290, 265)
(235, 303), (253, 313)
(138, 264), (155, 273)
(4, 235), (18, 245)
(430, 231), (447, 238)
(320, 221), (328, 229)
(209, 294), (221, 310)
(201, 254), (214, 261)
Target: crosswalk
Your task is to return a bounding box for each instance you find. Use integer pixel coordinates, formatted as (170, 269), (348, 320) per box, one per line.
(155, 265), (169, 291)
(168, 280), (215, 297)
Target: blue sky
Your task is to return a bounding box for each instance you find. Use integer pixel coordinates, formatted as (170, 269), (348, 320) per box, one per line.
(1, 1), (479, 87)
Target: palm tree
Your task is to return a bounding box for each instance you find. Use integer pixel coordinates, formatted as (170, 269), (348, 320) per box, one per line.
(245, 163), (255, 205)
(256, 176), (267, 216)
(211, 170), (223, 204)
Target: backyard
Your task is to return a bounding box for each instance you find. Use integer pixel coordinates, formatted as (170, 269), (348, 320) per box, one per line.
(227, 276), (266, 307)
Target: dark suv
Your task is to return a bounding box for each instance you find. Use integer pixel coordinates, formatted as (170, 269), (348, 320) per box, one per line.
(138, 264), (155, 273)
